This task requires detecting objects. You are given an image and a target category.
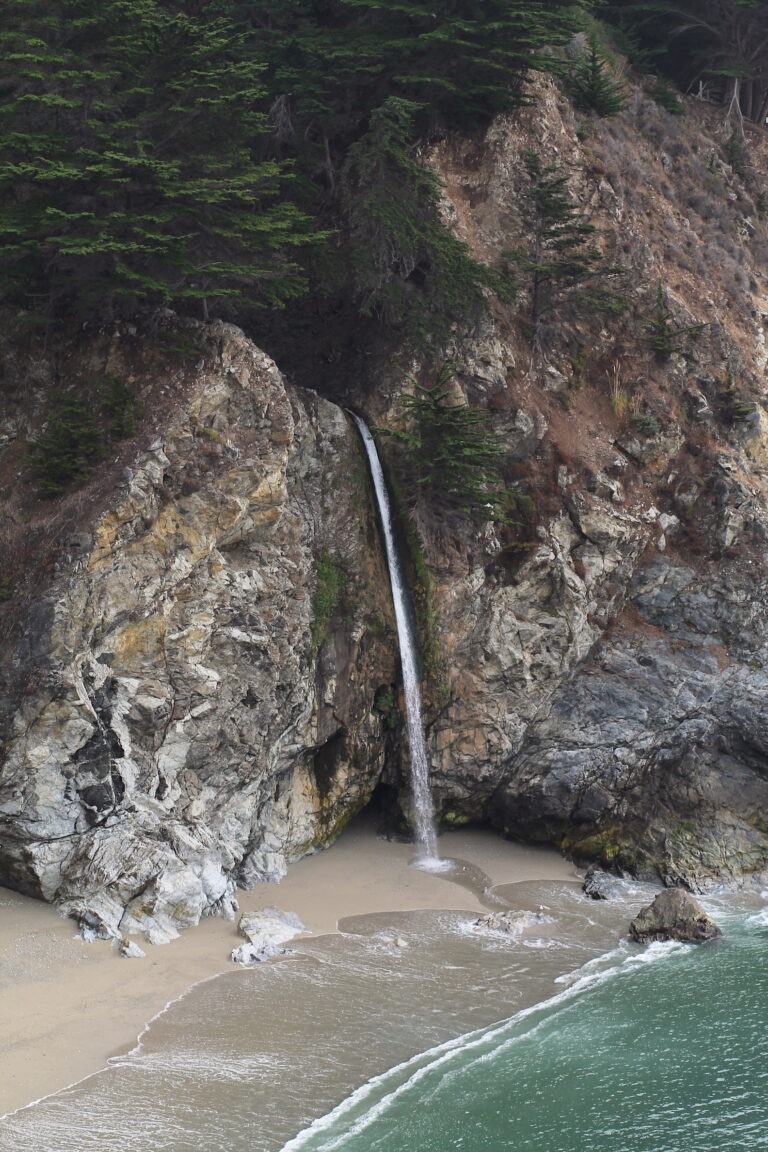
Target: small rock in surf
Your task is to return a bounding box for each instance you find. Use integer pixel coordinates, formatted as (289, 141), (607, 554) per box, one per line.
(629, 888), (722, 944)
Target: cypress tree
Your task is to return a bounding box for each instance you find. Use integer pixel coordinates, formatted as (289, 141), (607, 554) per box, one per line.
(0, 0), (600, 338)
(224, 0), (593, 184)
(340, 97), (503, 345)
(382, 363), (511, 520)
(569, 35), (628, 116)
(515, 151), (626, 335)
(0, 0), (319, 319)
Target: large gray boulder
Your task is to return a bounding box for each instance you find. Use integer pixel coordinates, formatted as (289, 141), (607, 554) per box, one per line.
(629, 888), (722, 944)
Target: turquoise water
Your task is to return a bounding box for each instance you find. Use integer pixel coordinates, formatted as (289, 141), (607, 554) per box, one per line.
(1, 888), (765, 1152)
(282, 906), (768, 1152)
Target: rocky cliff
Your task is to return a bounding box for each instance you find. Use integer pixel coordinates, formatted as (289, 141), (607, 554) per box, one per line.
(2, 69), (768, 938)
(0, 323), (397, 940)
(341, 74), (768, 890)
(387, 80), (768, 892)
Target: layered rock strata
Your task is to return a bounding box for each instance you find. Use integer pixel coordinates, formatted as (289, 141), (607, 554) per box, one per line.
(0, 323), (396, 941)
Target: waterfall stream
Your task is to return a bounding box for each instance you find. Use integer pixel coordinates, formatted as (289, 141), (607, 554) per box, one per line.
(349, 413), (441, 865)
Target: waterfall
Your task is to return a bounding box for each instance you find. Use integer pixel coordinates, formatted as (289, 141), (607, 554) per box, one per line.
(349, 413), (440, 864)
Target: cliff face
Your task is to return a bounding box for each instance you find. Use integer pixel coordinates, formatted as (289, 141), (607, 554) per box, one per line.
(3, 72), (768, 937)
(0, 323), (396, 941)
(389, 78), (768, 890)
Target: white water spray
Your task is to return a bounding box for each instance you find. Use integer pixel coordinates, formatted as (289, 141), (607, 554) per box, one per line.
(349, 413), (441, 864)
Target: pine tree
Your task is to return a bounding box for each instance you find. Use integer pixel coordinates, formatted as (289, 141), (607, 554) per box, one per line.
(340, 98), (504, 346)
(382, 363), (511, 520)
(644, 282), (706, 360)
(514, 151), (626, 335)
(0, 0), (319, 319)
(569, 35), (628, 116)
(27, 394), (104, 494)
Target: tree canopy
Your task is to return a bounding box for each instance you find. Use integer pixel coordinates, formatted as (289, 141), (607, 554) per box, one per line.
(0, 0), (318, 319)
(0, 0), (590, 336)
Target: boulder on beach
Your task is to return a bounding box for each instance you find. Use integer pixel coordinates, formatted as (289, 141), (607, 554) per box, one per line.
(231, 907), (305, 965)
(628, 888), (722, 944)
(119, 938), (146, 959)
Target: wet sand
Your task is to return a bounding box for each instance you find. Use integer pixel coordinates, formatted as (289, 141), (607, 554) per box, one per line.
(0, 820), (575, 1117)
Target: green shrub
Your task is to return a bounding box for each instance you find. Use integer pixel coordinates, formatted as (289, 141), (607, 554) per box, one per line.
(311, 553), (348, 650)
(725, 131), (748, 179)
(632, 411), (662, 437)
(373, 685), (399, 730)
(27, 394), (104, 495)
(717, 373), (757, 424)
(648, 76), (684, 115)
(27, 377), (140, 494)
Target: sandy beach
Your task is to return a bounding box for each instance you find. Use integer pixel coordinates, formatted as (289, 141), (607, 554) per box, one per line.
(0, 819), (575, 1118)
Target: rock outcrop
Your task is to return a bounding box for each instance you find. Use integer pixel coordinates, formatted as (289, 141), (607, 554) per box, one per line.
(629, 889), (722, 943)
(231, 907), (304, 964)
(583, 866), (625, 902)
(0, 322), (396, 941)
(473, 909), (551, 936)
(362, 76), (768, 892)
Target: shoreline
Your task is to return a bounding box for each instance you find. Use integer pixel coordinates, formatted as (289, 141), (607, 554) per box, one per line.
(0, 819), (576, 1118)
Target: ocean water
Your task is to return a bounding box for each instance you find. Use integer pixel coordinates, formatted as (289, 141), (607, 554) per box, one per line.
(283, 901), (768, 1152)
(0, 882), (765, 1152)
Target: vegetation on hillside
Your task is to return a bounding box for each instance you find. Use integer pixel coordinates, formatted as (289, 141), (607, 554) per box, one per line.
(3, 0), (766, 521)
(0, 1), (318, 321)
(1, 0), (761, 342)
(514, 150), (627, 339)
(604, 1), (768, 126)
(380, 364), (516, 523)
(0, 0), (588, 340)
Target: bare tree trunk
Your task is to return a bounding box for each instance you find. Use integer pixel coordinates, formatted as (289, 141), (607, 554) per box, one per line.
(323, 132), (336, 195)
(725, 74), (746, 138)
(741, 80), (753, 122)
(757, 87), (768, 126)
